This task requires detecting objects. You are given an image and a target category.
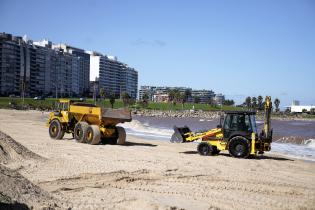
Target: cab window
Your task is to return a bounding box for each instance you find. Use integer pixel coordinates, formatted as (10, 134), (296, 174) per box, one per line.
(224, 114), (252, 132)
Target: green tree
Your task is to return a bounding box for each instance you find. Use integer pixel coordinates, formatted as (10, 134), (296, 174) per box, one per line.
(109, 92), (115, 108)
(252, 97), (257, 109)
(141, 92), (149, 108)
(223, 99), (235, 106)
(179, 93), (186, 110)
(274, 98), (280, 112)
(257, 95), (263, 110)
(168, 89), (180, 106)
(99, 88), (105, 100)
(194, 96), (200, 104)
(245, 96), (251, 108)
(121, 92), (131, 107)
(184, 89), (192, 102)
(207, 97), (214, 106)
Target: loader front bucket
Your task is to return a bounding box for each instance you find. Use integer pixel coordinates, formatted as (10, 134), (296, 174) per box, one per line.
(170, 126), (191, 143)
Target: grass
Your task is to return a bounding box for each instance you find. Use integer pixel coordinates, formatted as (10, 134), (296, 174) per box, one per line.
(0, 97), (243, 111)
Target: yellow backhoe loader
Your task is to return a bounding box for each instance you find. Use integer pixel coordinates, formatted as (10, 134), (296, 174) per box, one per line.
(171, 96), (273, 158)
(47, 99), (131, 145)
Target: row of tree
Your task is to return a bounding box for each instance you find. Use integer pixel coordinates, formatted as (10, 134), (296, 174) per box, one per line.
(99, 88), (134, 108)
(244, 96), (280, 112)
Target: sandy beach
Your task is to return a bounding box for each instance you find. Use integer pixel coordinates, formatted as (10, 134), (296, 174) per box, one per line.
(0, 109), (315, 210)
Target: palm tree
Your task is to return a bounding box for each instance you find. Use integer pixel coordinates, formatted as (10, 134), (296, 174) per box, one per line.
(180, 93), (186, 110)
(245, 96), (251, 108)
(184, 89), (192, 102)
(109, 92), (115, 108)
(251, 97), (257, 109)
(168, 89), (180, 106)
(100, 88), (105, 100)
(194, 96), (200, 104)
(257, 95), (263, 110)
(142, 92), (149, 108)
(274, 98), (280, 112)
(121, 92), (130, 107)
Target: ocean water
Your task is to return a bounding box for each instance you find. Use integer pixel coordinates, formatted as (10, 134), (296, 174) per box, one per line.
(119, 116), (315, 162)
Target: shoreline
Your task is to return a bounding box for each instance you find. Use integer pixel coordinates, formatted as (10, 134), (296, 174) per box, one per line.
(133, 109), (315, 121)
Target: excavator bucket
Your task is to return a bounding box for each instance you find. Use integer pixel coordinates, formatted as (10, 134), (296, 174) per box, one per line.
(170, 126), (191, 143)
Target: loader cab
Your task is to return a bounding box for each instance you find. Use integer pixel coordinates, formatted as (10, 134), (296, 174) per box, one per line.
(222, 111), (257, 140)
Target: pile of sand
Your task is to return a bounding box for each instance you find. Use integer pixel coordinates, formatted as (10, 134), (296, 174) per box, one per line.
(0, 131), (67, 209)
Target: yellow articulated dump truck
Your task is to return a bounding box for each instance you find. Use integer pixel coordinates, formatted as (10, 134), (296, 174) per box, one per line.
(47, 99), (131, 145)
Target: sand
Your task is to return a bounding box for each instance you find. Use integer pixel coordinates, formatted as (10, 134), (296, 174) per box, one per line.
(0, 109), (314, 210)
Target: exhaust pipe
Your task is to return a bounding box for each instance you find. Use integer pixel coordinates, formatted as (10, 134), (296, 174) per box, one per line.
(170, 126), (191, 143)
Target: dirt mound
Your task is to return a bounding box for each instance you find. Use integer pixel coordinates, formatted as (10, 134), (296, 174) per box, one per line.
(0, 131), (42, 164)
(0, 165), (65, 209)
(0, 131), (68, 209)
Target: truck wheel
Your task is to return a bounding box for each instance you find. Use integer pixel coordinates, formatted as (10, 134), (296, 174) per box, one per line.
(74, 122), (89, 143)
(197, 142), (211, 156)
(86, 125), (101, 145)
(49, 119), (65, 140)
(116, 126), (126, 145)
(228, 136), (251, 158)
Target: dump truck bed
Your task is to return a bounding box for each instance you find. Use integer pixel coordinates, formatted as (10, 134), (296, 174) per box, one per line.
(102, 108), (132, 123)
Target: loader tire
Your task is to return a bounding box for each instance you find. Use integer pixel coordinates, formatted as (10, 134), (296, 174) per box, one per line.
(74, 122), (89, 143)
(228, 136), (251, 158)
(49, 119), (64, 140)
(116, 126), (126, 145)
(197, 142), (211, 156)
(86, 125), (101, 145)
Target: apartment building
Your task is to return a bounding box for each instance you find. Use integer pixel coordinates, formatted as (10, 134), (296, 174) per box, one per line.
(139, 86), (219, 104)
(89, 52), (138, 99)
(1, 32), (138, 99)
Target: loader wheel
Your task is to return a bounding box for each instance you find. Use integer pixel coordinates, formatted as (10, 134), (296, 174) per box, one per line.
(74, 122), (89, 143)
(85, 125), (101, 145)
(49, 120), (65, 140)
(228, 136), (251, 158)
(197, 142), (211, 156)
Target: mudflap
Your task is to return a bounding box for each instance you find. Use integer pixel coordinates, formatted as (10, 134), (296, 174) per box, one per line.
(170, 126), (191, 143)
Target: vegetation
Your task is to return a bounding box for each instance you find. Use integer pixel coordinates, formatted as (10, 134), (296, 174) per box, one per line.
(257, 95), (263, 110)
(121, 92), (131, 107)
(1, 97), (315, 119)
(274, 98), (280, 112)
(140, 93), (149, 108)
(0, 97), (243, 112)
(109, 93), (116, 108)
(245, 97), (251, 108)
(223, 99), (235, 106)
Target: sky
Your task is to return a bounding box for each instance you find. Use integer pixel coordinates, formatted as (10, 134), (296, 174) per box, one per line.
(0, 0), (314, 106)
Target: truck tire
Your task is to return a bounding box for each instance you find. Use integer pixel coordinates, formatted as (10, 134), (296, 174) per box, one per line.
(228, 136), (251, 158)
(86, 125), (101, 145)
(49, 119), (65, 140)
(74, 122), (89, 143)
(116, 126), (126, 145)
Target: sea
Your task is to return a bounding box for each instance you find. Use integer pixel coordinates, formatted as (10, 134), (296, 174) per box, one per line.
(119, 116), (315, 162)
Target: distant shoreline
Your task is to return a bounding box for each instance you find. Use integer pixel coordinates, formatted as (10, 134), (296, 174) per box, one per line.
(133, 109), (315, 121)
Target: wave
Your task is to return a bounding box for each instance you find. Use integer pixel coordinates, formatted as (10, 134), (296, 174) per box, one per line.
(118, 120), (173, 140)
(119, 120), (315, 161)
(271, 140), (315, 161)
